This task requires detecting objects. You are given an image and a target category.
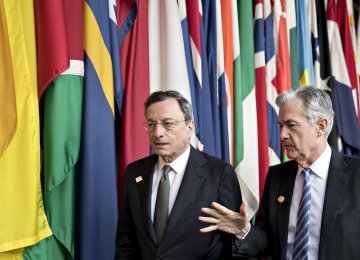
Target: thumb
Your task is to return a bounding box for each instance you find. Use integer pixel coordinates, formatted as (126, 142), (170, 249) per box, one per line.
(240, 202), (248, 219)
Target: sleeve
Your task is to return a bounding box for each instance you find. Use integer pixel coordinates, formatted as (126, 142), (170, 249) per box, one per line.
(232, 167), (272, 258)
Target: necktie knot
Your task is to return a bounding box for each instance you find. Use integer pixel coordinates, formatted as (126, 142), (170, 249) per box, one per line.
(302, 168), (311, 180)
(162, 164), (172, 181)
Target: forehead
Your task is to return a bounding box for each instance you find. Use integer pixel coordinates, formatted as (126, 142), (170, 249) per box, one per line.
(278, 97), (306, 121)
(146, 98), (183, 119)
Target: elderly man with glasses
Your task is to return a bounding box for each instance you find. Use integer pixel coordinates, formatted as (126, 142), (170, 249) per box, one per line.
(116, 90), (242, 260)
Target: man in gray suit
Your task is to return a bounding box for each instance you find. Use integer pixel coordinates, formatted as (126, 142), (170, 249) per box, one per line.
(200, 87), (360, 260)
(116, 90), (242, 259)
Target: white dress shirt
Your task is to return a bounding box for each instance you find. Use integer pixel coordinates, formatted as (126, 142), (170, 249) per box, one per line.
(151, 145), (190, 222)
(286, 144), (332, 260)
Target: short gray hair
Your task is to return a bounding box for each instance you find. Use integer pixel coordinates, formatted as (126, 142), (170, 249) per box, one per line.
(275, 87), (334, 138)
(144, 90), (193, 122)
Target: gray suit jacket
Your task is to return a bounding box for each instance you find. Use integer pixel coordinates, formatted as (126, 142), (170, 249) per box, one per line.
(233, 149), (360, 260)
(116, 146), (242, 260)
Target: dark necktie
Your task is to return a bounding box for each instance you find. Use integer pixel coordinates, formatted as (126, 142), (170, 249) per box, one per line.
(293, 168), (312, 260)
(154, 164), (172, 242)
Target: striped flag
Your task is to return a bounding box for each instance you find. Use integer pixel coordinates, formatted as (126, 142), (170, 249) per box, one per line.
(264, 0), (281, 165)
(234, 0), (259, 218)
(221, 0), (234, 164)
(215, 0), (230, 163)
(254, 0), (269, 199)
(0, 0), (51, 258)
(337, 0), (360, 124)
(327, 0), (360, 156)
(180, 0), (215, 153)
(296, 0), (314, 86)
(77, 0), (120, 258)
(308, 0), (321, 88)
(202, 0), (229, 161)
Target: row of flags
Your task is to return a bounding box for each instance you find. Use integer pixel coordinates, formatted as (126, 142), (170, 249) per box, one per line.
(1, 0), (360, 259)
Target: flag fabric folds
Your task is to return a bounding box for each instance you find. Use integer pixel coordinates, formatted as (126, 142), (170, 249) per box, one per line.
(77, 0), (120, 259)
(23, 0), (84, 259)
(0, 0), (51, 257)
(234, 0), (259, 218)
(3, 2), (360, 259)
(327, 0), (360, 156)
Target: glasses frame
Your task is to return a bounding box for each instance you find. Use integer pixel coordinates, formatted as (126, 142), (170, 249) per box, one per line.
(143, 119), (187, 132)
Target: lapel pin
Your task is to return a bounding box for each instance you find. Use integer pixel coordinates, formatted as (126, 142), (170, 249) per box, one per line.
(135, 176), (143, 183)
(277, 196), (285, 203)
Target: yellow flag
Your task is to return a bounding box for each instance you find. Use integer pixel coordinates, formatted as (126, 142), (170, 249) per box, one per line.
(0, 0), (16, 157)
(0, 0), (52, 255)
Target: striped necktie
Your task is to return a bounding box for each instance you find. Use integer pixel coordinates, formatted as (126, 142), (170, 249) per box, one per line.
(293, 168), (312, 260)
(154, 164), (172, 242)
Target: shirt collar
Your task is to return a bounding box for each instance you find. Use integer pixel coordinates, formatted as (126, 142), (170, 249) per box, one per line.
(157, 145), (191, 175)
(298, 144), (331, 180)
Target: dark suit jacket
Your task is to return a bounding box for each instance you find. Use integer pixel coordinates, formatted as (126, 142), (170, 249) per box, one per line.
(233, 149), (360, 260)
(116, 146), (242, 260)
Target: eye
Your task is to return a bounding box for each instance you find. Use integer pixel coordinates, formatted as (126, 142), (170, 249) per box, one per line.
(147, 122), (156, 129)
(163, 121), (175, 129)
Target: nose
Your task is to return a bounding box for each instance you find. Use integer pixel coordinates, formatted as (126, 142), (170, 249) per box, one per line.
(279, 126), (288, 141)
(153, 123), (165, 137)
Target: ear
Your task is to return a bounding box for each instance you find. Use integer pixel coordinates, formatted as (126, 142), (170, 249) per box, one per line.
(317, 117), (328, 136)
(186, 120), (194, 136)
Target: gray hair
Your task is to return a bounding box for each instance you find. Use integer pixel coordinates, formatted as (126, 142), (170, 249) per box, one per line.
(144, 90), (193, 122)
(275, 87), (334, 138)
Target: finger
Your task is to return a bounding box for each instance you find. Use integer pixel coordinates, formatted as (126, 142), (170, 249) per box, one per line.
(211, 202), (235, 215)
(199, 225), (218, 233)
(198, 216), (220, 224)
(201, 207), (223, 219)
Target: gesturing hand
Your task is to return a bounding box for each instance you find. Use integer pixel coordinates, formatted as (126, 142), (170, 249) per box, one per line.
(198, 202), (250, 236)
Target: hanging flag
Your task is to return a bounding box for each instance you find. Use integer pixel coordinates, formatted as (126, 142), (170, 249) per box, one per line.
(264, 0), (281, 165)
(221, 0), (234, 164)
(23, 0), (83, 259)
(296, 0), (314, 86)
(118, 0), (150, 193)
(179, 0), (200, 143)
(315, 0), (332, 90)
(181, 0), (218, 155)
(308, 0), (322, 88)
(234, 0), (259, 218)
(254, 0), (269, 198)
(215, 0), (230, 163)
(272, 0), (292, 91)
(0, 0), (51, 258)
(77, 0), (120, 258)
(327, 0), (360, 156)
(202, 0), (228, 161)
(286, 0), (299, 88)
(337, 0), (360, 124)
(148, 1), (192, 108)
(0, 0), (16, 158)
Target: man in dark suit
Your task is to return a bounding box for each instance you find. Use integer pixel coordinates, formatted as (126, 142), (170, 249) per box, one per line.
(199, 87), (360, 259)
(116, 90), (242, 260)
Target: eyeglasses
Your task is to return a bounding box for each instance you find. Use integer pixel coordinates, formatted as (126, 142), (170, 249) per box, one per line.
(143, 120), (186, 131)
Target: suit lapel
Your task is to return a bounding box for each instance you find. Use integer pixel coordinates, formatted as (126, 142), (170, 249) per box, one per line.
(163, 148), (207, 239)
(276, 162), (298, 259)
(318, 150), (348, 259)
(137, 155), (158, 244)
